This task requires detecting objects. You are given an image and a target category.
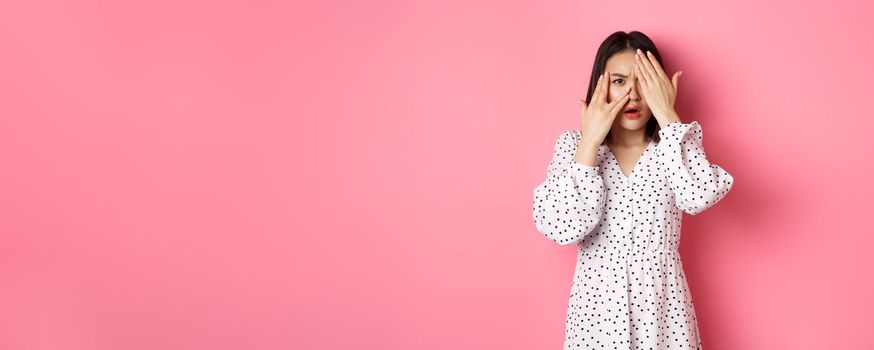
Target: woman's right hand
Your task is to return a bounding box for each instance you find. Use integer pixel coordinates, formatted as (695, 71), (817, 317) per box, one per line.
(579, 71), (632, 145)
(573, 71), (632, 166)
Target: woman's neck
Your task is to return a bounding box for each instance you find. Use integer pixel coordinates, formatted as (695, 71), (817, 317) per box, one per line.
(607, 128), (649, 147)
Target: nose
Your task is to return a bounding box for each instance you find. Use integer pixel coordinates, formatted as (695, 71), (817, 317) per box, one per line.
(627, 79), (641, 100)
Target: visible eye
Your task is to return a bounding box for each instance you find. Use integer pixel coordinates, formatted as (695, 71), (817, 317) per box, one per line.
(612, 78), (624, 84)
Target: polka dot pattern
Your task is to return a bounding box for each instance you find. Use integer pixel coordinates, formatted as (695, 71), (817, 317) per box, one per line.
(532, 121), (734, 349)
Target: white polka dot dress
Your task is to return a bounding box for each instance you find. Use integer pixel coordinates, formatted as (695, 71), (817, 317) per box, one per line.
(532, 121), (734, 349)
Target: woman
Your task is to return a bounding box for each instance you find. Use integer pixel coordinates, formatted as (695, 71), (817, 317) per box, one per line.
(532, 31), (734, 349)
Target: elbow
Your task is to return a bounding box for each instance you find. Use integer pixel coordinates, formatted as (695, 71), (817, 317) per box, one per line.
(532, 212), (601, 246)
(679, 203), (707, 216)
(555, 238), (582, 246)
(676, 191), (721, 215)
(531, 183), (606, 246)
(534, 222), (591, 246)
(678, 172), (734, 216)
(677, 186), (732, 215)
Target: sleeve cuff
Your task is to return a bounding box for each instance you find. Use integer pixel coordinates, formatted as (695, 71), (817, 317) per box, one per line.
(658, 120), (699, 142)
(570, 162), (599, 177)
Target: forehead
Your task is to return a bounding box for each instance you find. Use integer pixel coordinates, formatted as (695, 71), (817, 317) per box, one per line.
(604, 51), (636, 76)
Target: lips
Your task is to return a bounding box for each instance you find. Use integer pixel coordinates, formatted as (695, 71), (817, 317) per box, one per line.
(623, 105), (641, 119)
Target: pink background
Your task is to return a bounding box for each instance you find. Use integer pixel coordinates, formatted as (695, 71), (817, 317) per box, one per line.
(2, 0), (873, 349)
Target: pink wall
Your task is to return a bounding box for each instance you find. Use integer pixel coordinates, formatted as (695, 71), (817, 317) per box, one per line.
(2, 0), (872, 349)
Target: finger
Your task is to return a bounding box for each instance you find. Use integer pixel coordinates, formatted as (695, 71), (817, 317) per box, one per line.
(645, 50), (670, 82)
(608, 85), (631, 105)
(591, 73), (604, 104)
(608, 85), (631, 107)
(672, 71), (682, 91)
(636, 49), (656, 82)
(608, 87), (632, 114)
(600, 70), (610, 103)
(579, 98), (587, 115)
(611, 94), (632, 116)
(635, 49), (657, 86)
(634, 60), (651, 89)
(633, 50), (650, 87)
(629, 65), (642, 91)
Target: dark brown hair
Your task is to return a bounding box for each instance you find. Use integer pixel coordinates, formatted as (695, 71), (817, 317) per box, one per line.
(584, 31), (667, 144)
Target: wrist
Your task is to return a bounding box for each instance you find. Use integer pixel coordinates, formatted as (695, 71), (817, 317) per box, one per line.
(659, 110), (682, 127)
(578, 135), (603, 148)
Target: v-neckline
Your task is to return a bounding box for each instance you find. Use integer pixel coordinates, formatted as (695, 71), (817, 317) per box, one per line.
(606, 139), (655, 181)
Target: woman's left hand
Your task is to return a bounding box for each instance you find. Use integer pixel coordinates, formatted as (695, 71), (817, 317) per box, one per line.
(634, 48), (682, 125)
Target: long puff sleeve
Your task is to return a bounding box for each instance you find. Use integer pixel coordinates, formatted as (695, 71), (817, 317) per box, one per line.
(532, 130), (607, 245)
(657, 121), (734, 215)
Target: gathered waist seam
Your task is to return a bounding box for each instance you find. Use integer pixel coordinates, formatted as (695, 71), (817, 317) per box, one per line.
(579, 247), (678, 255)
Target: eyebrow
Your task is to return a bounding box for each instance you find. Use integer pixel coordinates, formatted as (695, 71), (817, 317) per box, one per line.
(609, 73), (629, 78)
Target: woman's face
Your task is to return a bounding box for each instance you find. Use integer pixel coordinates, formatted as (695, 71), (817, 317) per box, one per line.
(604, 50), (652, 132)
